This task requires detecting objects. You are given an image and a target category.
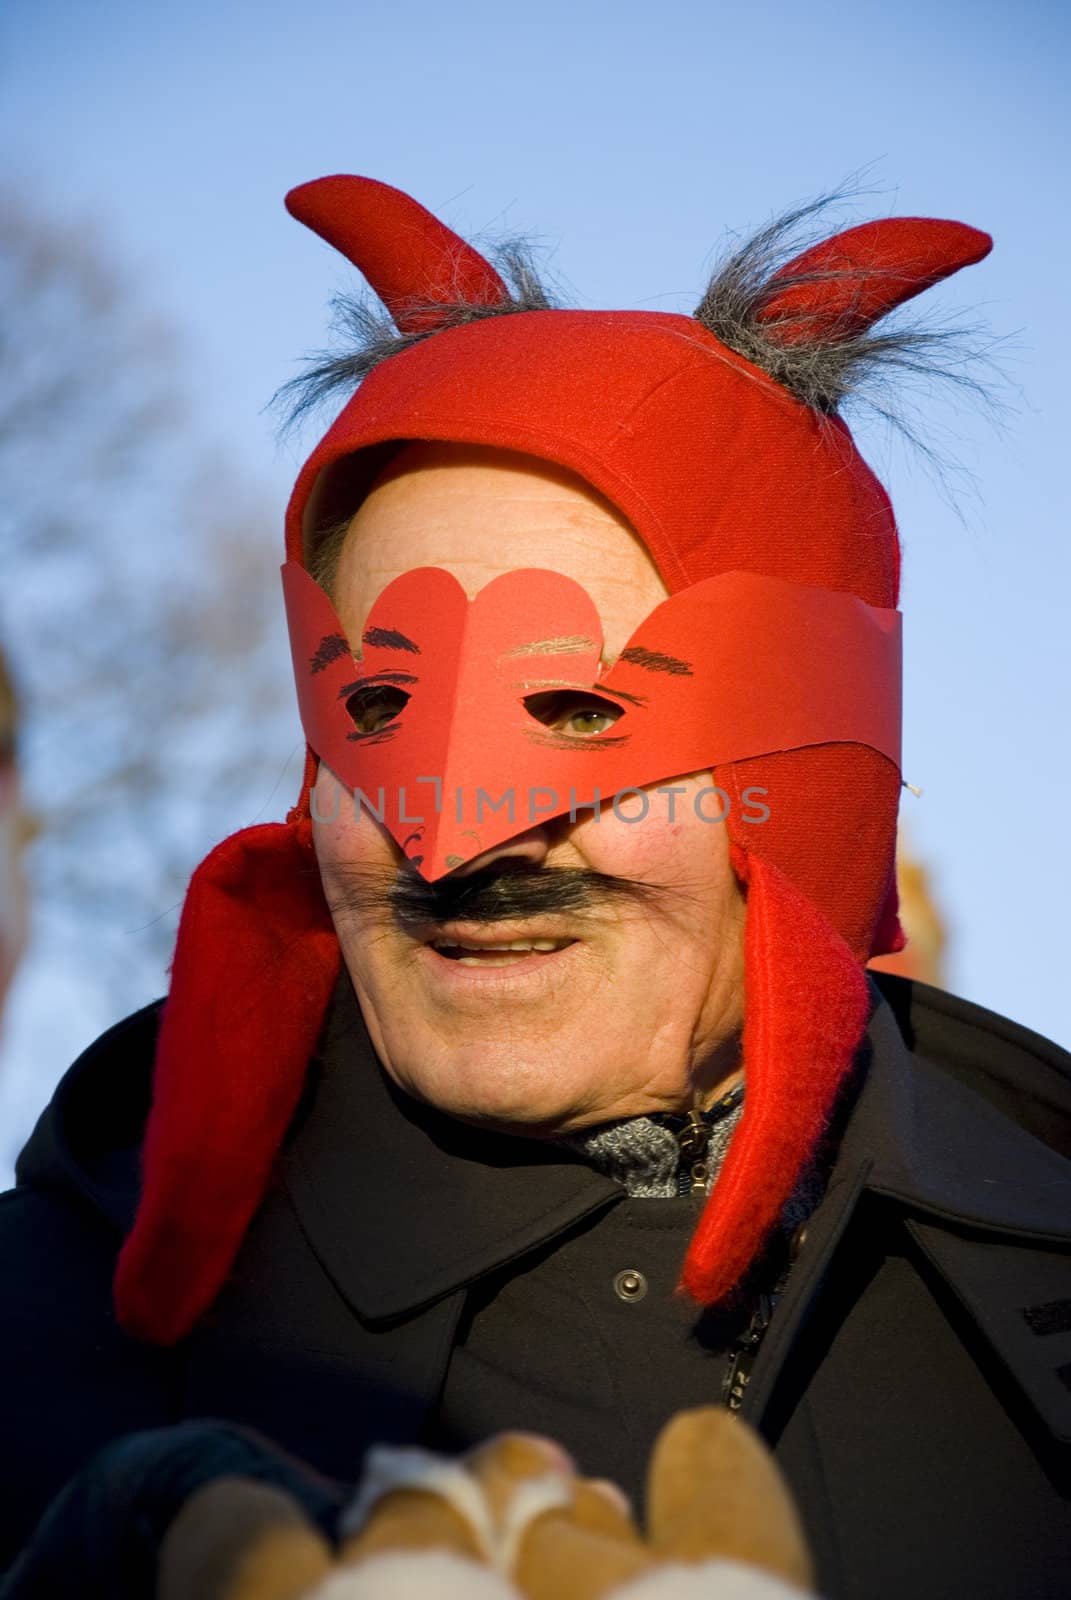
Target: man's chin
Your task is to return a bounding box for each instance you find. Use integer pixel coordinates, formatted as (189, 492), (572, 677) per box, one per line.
(351, 951), (654, 1133)
(378, 1052), (613, 1139)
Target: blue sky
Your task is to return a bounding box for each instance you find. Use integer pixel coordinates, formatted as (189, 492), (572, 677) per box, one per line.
(1, 0), (1069, 1153)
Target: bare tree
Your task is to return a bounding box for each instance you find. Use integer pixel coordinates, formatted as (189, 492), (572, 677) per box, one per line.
(0, 192), (296, 1030)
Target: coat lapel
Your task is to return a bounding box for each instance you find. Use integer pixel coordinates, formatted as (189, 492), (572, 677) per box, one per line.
(745, 982), (1071, 1442)
(283, 978), (622, 1323)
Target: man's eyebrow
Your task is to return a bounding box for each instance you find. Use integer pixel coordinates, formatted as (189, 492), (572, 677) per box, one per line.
(617, 645), (693, 676)
(339, 670), (418, 696)
(502, 635), (597, 658)
(310, 634), (352, 674)
(511, 678), (647, 707)
(598, 686), (645, 706)
(363, 625), (420, 654)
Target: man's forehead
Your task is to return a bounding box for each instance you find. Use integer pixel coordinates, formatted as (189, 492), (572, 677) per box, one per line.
(331, 444), (671, 663)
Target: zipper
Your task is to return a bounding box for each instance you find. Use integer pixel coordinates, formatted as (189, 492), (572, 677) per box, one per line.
(660, 1082), (788, 1413)
(662, 1082), (817, 1416)
(659, 1081), (745, 1196)
(676, 1110), (712, 1194)
(720, 1283), (780, 1411)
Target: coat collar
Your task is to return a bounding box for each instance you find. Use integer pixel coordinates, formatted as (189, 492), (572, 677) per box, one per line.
(848, 991), (1071, 1244)
(781, 983), (1071, 1445)
(282, 980), (623, 1322)
(283, 974), (1071, 1332)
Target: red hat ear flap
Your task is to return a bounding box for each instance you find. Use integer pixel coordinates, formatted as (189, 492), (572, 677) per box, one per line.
(285, 175), (509, 334)
(114, 820), (340, 1345)
(288, 747), (320, 826)
(680, 846), (872, 1307)
(758, 217), (992, 344)
(869, 871), (906, 962)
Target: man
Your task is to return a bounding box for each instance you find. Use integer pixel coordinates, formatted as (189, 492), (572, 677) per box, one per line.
(2, 176), (1070, 1599)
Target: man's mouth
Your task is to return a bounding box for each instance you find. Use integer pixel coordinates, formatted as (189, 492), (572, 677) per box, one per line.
(429, 935), (576, 967)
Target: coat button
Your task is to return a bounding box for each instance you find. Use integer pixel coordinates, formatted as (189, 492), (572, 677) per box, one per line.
(613, 1269), (648, 1302)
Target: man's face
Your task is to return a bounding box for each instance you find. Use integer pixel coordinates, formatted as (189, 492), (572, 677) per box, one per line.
(312, 442), (746, 1134)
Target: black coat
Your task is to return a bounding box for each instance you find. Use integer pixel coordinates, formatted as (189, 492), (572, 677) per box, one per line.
(2, 971), (1071, 1598)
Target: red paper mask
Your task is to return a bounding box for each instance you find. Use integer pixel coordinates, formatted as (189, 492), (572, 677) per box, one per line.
(283, 562), (901, 880)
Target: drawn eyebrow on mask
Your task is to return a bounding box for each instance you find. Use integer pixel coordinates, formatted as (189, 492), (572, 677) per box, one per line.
(310, 633), (352, 674)
(617, 645), (693, 676)
(363, 625), (420, 653)
(502, 635), (597, 658)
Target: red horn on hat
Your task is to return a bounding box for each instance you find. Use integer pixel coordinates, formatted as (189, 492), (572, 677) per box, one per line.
(285, 175), (510, 334)
(757, 217), (992, 343)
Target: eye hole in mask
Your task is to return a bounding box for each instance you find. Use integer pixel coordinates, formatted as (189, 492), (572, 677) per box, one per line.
(346, 682), (411, 735)
(523, 689), (625, 738)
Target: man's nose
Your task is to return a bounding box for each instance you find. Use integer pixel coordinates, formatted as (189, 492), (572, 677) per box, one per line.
(450, 824), (554, 877)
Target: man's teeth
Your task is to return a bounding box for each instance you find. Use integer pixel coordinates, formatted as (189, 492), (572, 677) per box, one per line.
(430, 937), (572, 964)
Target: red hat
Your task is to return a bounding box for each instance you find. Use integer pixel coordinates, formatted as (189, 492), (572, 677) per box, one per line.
(115, 179), (990, 1342)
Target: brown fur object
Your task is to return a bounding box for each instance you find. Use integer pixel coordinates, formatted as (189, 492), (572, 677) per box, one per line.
(157, 1478), (333, 1600)
(156, 1409), (816, 1599)
(646, 1409), (812, 1591)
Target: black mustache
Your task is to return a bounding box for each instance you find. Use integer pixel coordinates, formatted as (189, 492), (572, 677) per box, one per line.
(387, 860), (663, 934)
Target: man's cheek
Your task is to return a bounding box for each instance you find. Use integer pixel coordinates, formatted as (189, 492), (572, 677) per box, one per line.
(309, 770), (346, 869)
(574, 774), (727, 881)
(310, 767), (389, 869)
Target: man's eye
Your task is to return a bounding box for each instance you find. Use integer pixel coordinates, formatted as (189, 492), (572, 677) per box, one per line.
(562, 707), (618, 735)
(524, 690), (624, 737)
(345, 684), (410, 733)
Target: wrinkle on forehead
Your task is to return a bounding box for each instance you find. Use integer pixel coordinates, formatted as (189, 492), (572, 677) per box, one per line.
(333, 443), (669, 667)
